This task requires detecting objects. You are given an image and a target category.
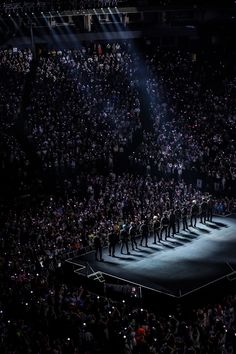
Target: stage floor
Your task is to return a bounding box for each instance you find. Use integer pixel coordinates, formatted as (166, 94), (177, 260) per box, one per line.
(69, 215), (236, 298)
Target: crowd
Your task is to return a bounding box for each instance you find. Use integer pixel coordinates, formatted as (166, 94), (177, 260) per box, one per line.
(1, 262), (236, 353)
(0, 49), (33, 195)
(0, 134), (31, 195)
(25, 43), (141, 174)
(0, 49), (32, 131)
(0, 42), (236, 353)
(129, 48), (236, 193)
(21, 44), (236, 194)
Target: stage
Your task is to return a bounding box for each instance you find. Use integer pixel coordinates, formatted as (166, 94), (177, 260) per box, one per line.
(68, 215), (236, 298)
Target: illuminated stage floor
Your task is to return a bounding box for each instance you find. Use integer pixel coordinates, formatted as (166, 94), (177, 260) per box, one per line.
(69, 215), (236, 298)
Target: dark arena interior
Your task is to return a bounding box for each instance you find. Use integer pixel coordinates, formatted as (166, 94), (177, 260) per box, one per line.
(1, 1), (236, 353)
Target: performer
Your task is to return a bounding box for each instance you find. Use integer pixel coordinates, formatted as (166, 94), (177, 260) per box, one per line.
(190, 201), (198, 228)
(140, 219), (149, 247)
(199, 199), (203, 223)
(153, 215), (161, 243)
(168, 209), (176, 237)
(181, 205), (188, 231)
(129, 222), (138, 250)
(94, 233), (103, 261)
(161, 212), (169, 240)
(174, 205), (181, 233)
(201, 198), (208, 224)
(120, 224), (130, 255)
(207, 197), (213, 222)
(108, 228), (117, 257)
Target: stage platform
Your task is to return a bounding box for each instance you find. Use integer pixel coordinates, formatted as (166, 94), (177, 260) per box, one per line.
(68, 215), (236, 298)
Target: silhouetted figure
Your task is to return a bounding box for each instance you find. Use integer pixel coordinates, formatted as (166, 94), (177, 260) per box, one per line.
(168, 210), (176, 237)
(182, 206), (188, 231)
(190, 201), (198, 227)
(94, 234), (103, 261)
(207, 198), (213, 222)
(201, 199), (208, 224)
(108, 229), (117, 257)
(175, 206), (181, 233)
(129, 222), (138, 250)
(120, 225), (130, 254)
(140, 219), (149, 247)
(153, 215), (161, 243)
(161, 213), (169, 240)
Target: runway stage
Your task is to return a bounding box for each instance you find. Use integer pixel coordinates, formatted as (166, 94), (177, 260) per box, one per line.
(68, 215), (236, 298)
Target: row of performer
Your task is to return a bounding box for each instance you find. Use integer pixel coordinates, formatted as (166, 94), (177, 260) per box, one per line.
(94, 199), (213, 260)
